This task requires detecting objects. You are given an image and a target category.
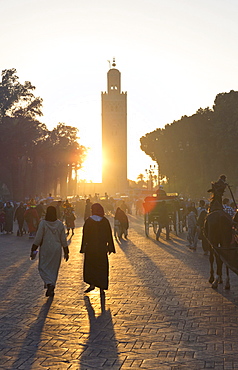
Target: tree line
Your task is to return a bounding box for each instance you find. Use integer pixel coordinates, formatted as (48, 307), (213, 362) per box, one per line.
(0, 68), (86, 201)
(140, 90), (238, 198)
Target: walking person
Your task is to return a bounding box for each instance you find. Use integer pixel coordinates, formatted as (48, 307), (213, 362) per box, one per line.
(222, 198), (235, 218)
(14, 202), (25, 236)
(197, 201), (209, 255)
(187, 206), (197, 250)
(64, 206), (76, 236)
(114, 207), (129, 239)
(30, 206), (69, 297)
(0, 203), (5, 233)
(24, 200), (39, 239)
(80, 203), (115, 295)
(156, 201), (170, 241)
(84, 198), (92, 221)
(35, 201), (45, 220)
(4, 201), (14, 234)
(55, 200), (63, 221)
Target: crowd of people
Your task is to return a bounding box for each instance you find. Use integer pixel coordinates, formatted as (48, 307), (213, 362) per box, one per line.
(2, 174), (237, 299)
(0, 196), (77, 239)
(1, 187), (236, 248)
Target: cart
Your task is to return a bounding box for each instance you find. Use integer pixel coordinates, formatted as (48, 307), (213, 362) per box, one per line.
(143, 194), (181, 238)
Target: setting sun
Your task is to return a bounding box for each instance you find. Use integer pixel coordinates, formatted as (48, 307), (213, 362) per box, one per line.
(78, 146), (102, 183)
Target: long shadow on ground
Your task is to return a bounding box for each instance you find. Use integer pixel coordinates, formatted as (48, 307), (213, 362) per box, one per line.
(79, 295), (121, 369)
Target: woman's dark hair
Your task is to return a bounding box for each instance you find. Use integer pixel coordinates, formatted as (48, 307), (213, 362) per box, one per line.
(45, 206), (57, 221)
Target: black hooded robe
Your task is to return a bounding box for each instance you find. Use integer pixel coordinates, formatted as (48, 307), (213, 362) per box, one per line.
(80, 217), (115, 290)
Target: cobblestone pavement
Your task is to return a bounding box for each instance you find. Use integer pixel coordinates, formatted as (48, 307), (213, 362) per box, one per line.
(1, 215), (238, 370)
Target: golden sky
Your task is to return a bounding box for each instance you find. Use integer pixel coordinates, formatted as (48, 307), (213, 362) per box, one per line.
(1, 0), (238, 181)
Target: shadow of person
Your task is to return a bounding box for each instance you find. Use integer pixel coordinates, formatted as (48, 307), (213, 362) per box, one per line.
(79, 296), (121, 369)
(10, 297), (54, 370)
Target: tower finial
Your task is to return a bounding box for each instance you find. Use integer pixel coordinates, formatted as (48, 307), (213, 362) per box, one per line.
(112, 57), (116, 68)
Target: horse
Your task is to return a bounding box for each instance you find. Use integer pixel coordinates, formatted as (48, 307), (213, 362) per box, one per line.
(204, 201), (233, 290)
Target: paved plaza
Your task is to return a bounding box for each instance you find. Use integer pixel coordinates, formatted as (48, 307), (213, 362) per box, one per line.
(1, 215), (238, 369)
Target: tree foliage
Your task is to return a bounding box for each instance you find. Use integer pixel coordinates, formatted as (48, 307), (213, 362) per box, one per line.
(0, 69), (86, 200)
(0, 68), (43, 120)
(140, 90), (238, 198)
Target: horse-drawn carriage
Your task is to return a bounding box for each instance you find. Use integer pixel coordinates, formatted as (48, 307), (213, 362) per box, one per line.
(143, 194), (183, 238)
(205, 207), (238, 289)
(204, 178), (238, 290)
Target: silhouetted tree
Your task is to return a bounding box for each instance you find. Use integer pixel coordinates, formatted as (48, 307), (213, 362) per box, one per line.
(0, 69), (86, 200)
(0, 68), (43, 121)
(140, 90), (238, 198)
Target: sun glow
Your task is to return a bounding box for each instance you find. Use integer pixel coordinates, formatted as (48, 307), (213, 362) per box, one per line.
(78, 146), (102, 183)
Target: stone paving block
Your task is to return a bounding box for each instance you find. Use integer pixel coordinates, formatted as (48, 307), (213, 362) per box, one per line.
(1, 216), (238, 369)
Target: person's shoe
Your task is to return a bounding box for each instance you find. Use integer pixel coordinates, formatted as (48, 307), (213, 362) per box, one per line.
(46, 284), (55, 297)
(84, 285), (95, 293)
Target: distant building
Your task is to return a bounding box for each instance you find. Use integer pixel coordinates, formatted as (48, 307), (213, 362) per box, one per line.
(101, 59), (128, 196)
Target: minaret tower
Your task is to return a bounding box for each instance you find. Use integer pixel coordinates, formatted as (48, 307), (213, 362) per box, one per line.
(101, 58), (128, 195)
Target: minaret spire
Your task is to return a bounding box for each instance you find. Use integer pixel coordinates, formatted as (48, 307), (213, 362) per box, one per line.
(112, 57), (116, 68)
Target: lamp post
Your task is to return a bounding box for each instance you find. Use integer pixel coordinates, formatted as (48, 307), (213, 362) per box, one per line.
(145, 164), (160, 191)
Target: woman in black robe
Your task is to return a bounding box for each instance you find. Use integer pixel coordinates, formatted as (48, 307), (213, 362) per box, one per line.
(80, 203), (115, 294)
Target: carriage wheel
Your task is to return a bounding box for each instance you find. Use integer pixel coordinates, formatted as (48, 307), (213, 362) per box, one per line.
(144, 214), (149, 237)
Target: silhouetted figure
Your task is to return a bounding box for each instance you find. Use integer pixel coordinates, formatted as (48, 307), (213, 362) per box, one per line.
(187, 206), (197, 250)
(222, 198), (235, 218)
(156, 201), (170, 241)
(84, 198), (92, 221)
(4, 201), (14, 234)
(135, 198), (143, 216)
(36, 201), (45, 219)
(156, 185), (167, 199)
(0, 203), (5, 233)
(14, 202), (25, 236)
(196, 200), (209, 255)
(30, 206), (69, 297)
(80, 203), (115, 295)
(114, 207), (129, 239)
(55, 200), (63, 221)
(46, 193), (54, 205)
(24, 200), (39, 238)
(208, 174), (227, 210)
(64, 206), (76, 236)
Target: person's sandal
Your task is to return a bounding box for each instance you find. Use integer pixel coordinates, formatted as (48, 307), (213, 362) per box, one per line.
(84, 285), (95, 293)
(46, 284), (55, 297)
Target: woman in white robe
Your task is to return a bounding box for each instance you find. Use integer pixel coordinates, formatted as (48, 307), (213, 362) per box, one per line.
(30, 206), (69, 297)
